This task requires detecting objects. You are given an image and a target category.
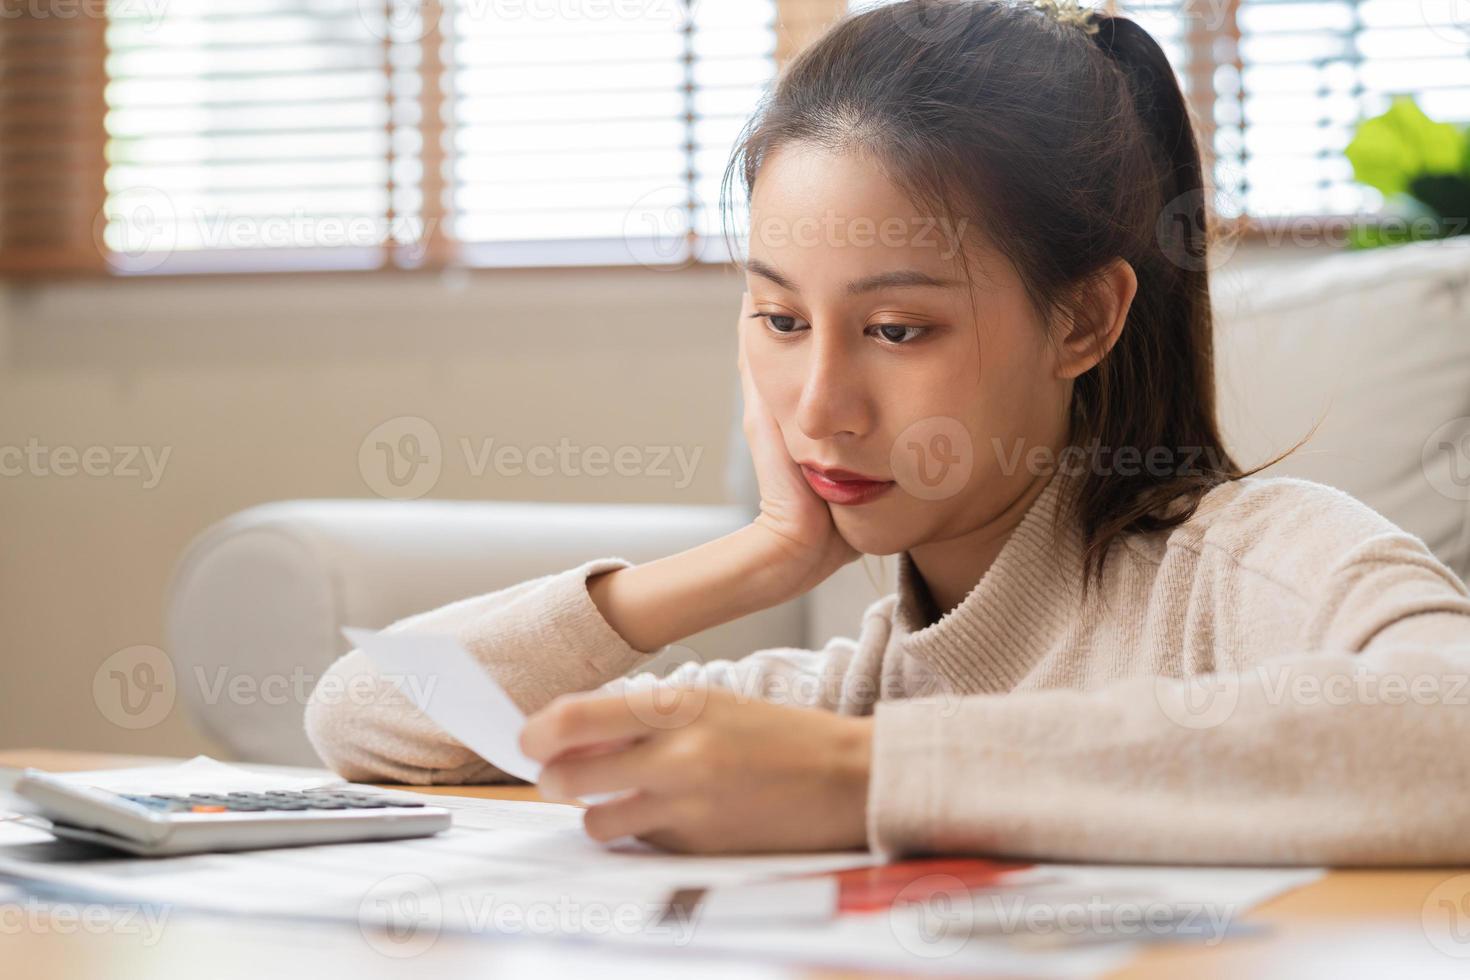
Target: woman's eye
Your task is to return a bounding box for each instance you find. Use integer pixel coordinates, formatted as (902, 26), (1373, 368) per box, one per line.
(871, 323), (926, 345)
(761, 314), (804, 334)
(753, 313), (926, 345)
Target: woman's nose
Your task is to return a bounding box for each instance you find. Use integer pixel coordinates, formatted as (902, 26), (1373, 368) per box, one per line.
(793, 334), (870, 441)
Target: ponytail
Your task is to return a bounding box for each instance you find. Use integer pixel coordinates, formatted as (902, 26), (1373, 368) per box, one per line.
(1066, 11), (1250, 587)
(1089, 14), (1211, 273)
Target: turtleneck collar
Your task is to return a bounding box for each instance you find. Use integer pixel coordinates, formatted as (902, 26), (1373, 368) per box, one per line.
(893, 469), (1088, 692)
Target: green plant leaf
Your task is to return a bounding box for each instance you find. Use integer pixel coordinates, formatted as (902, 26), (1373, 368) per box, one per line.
(1345, 95), (1467, 197)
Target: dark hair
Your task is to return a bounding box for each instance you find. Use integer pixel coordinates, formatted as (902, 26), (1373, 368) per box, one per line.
(721, 0), (1270, 591)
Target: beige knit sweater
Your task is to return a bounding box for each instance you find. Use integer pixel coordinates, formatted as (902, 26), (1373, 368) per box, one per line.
(304, 471), (1470, 865)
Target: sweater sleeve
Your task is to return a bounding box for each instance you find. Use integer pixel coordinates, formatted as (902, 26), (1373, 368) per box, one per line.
(866, 533), (1470, 865)
(304, 556), (870, 785)
(305, 556), (646, 784)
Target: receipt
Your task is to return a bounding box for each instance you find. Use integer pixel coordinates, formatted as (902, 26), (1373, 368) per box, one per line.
(343, 626), (543, 781)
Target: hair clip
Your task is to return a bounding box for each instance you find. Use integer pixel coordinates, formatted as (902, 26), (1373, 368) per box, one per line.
(1030, 0), (1101, 35)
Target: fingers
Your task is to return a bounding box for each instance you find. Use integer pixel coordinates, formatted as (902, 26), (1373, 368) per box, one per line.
(580, 789), (669, 844)
(538, 736), (669, 802)
(520, 691), (654, 763)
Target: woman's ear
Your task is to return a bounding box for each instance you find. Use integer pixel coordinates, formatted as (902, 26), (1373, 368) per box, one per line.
(1053, 257), (1138, 380)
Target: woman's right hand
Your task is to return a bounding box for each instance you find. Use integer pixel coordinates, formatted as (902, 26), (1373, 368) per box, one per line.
(738, 291), (861, 597)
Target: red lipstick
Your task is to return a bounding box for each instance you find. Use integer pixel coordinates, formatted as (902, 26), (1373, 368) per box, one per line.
(799, 463), (896, 506)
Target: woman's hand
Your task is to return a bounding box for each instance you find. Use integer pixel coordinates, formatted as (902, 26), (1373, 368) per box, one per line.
(739, 291), (861, 596)
(521, 685), (874, 854)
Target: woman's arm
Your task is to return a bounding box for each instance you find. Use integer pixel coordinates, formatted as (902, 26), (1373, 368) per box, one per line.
(584, 523), (827, 655)
(866, 555), (1470, 866)
(303, 525), (822, 784)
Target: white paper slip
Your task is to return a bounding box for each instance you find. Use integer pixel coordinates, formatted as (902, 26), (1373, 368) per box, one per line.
(343, 625), (544, 783)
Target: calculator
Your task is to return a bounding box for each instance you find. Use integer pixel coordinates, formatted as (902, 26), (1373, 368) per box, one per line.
(5, 768), (452, 857)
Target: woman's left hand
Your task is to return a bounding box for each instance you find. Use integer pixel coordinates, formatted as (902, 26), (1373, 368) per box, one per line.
(519, 686), (874, 854)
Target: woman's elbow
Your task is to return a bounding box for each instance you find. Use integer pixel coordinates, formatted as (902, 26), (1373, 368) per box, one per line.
(303, 650), (503, 785)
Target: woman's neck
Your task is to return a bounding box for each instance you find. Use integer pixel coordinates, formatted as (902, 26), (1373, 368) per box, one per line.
(905, 471), (1057, 620)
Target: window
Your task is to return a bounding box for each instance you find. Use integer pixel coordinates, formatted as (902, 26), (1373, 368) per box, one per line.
(0, 0), (786, 277)
(850, 0), (1470, 222)
(9, 0), (1444, 277)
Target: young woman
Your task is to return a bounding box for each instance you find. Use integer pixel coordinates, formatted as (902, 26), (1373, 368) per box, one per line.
(306, 0), (1470, 863)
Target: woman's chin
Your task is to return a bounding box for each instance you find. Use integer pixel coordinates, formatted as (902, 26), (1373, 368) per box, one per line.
(830, 514), (914, 559)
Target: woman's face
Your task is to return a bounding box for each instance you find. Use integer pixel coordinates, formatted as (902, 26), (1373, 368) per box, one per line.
(743, 141), (1074, 556)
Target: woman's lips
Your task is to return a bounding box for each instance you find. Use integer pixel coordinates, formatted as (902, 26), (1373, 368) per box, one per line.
(800, 465), (896, 505)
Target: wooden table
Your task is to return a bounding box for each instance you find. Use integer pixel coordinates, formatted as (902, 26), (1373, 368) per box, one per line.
(3, 749), (1467, 978)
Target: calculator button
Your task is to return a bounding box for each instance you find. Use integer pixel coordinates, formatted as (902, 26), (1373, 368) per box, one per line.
(190, 805), (228, 813)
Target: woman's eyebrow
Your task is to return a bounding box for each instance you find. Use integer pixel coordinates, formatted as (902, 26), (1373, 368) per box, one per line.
(746, 258), (960, 294)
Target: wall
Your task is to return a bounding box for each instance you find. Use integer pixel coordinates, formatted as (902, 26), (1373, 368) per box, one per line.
(0, 263), (747, 757)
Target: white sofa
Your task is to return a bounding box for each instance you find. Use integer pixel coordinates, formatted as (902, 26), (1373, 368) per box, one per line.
(167, 237), (1470, 766)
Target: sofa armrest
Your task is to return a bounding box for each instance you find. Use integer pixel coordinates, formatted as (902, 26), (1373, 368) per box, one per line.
(165, 499), (809, 765)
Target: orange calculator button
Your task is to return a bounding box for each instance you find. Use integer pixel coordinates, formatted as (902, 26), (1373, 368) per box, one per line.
(190, 805), (228, 813)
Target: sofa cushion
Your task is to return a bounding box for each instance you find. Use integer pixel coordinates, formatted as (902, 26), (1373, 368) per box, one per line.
(1212, 236), (1470, 578)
